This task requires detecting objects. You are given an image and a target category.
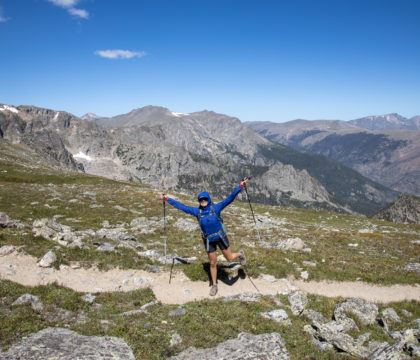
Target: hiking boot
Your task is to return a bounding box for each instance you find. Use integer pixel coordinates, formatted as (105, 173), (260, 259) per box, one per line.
(209, 284), (218, 296)
(238, 250), (246, 265)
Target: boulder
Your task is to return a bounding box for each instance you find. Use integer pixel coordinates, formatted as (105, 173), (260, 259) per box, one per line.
(0, 245), (17, 256)
(0, 327), (135, 359)
(0, 212), (18, 228)
(261, 309), (289, 324)
(169, 306), (186, 317)
(288, 291), (308, 315)
(334, 298), (378, 327)
(260, 237), (306, 251)
(381, 308), (401, 323)
(223, 293), (261, 303)
(12, 294), (44, 312)
(169, 332), (289, 359)
(38, 250), (57, 268)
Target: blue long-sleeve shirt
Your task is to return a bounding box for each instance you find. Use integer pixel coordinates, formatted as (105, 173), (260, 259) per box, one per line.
(167, 185), (242, 238)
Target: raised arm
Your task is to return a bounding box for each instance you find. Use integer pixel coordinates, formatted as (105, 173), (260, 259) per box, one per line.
(214, 184), (243, 212)
(166, 197), (199, 217)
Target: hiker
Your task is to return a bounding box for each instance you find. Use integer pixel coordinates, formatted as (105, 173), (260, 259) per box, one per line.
(161, 179), (248, 296)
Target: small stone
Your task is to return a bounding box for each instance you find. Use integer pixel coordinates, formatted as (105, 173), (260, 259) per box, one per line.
(81, 293), (96, 304)
(404, 263), (420, 273)
(144, 264), (161, 273)
(38, 250), (57, 268)
(170, 332), (182, 347)
(0, 212), (18, 228)
(300, 271), (309, 280)
(0, 245), (16, 256)
(223, 292), (261, 302)
(169, 306), (186, 317)
(261, 309), (289, 323)
(12, 294), (44, 312)
(401, 309), (413, 318)
(96, 243), (115, 252)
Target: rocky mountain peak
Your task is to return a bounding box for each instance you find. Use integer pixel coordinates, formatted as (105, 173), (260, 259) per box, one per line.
(81, 113), (100, 121)
(373, 193), (420, 224)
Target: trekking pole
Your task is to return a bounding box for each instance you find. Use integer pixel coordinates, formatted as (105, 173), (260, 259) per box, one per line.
(242, 177), (263, 245)
(162, 194), (167, 258)
(242, 265), (261, 294)
(169, 256), (175, 284)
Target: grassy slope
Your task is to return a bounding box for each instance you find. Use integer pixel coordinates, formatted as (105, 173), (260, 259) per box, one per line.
(0, 142), (419, 359)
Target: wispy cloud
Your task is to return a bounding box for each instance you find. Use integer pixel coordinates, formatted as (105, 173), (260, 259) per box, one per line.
(68, 7), (89, 19)
(0, 5), (9, 23)
(47, 0), (89, 19)
(95, 49), (147, 60)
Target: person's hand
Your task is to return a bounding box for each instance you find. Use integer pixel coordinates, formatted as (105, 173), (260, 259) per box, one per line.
(159, 193), (169, 202)
(240, 177), (250, 189)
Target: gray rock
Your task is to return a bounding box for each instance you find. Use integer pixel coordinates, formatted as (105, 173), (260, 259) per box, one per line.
(38, 250), (57, 268)
(261, 309), (289, 323)
(169, 332), (289, 359)
(334, 298), (378, 327)
(113, 205), (128, 212)
(0, 327), (135, 359)
(32, 218), (85, 248)
(12, 294), (43, 312)
(288, 291), (308, 315)
(170, 332), (183, 347)
(303, 324), (334, 351)
(311, 321), (370, 358)
(120, 300), (159, 317)
(404, 263), (420, 273)
(381, 308), (401, 323)
(368, 340), (410, 359)
(260, 237), (306, 251)
(0, 245), (17, 256)
(96, 242), (115, 252)
(223, 292), (261, 303)
(0, 212), (18, 228)
(81, 293), (96, 304)
(95, 228), (136, 242)
(169, 306), (186, 317)
(302, 309), (328, 324)
(144, 264), (161, 273)
(401, 309), (413, 318)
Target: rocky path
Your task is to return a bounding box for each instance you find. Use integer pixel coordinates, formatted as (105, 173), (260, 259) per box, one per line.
(1, 251), (419, 304)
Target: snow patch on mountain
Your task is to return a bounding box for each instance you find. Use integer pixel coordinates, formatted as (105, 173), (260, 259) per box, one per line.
(0, 105), (19, 113)
(73, 151), (93, 161)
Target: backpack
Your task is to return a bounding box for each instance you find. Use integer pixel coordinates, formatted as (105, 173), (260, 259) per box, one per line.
(197, 205), (227, 239)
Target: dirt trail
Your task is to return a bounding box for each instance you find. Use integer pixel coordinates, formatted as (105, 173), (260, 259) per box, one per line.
(1, 251), (419, 304)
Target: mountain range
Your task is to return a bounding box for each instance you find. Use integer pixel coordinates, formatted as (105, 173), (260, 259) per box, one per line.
(247, 113), (420, 196)
(0, 103), (405, 215)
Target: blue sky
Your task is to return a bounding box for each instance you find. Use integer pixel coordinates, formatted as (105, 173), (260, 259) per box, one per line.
(0, 0), (419, 122)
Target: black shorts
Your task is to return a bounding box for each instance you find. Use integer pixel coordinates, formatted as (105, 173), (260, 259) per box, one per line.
(203, 235), (230, 253)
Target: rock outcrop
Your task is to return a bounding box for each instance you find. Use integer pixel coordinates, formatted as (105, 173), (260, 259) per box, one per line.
(373, 193), (420, 224)
(169, 332), (289, 360)
(0, 328), (135, 360)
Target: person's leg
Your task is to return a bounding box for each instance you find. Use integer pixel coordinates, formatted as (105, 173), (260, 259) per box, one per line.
(207, 251), (218, 286)
(222, 247), (241, 262)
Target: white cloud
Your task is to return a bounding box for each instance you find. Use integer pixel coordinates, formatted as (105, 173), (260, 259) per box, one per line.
(95, 49), (147, 60)
(68, 7), (89, 19)
(47, 0), (89, 20)
(48, 0), (79, 8)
